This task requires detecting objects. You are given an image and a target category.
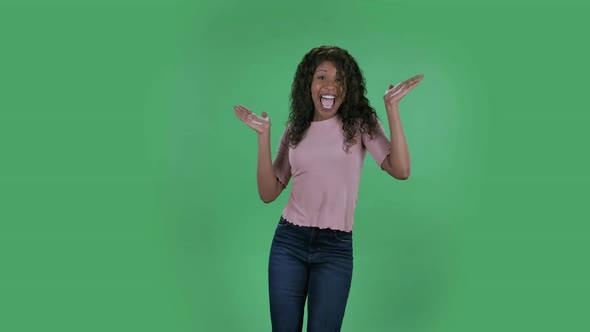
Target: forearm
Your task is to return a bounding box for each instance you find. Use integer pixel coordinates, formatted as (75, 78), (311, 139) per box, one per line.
(385, 106), (411, 179)
(257, 132), (282, 203)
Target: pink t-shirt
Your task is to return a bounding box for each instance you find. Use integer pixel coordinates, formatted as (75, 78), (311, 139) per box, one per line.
(272, 115), (391, 232)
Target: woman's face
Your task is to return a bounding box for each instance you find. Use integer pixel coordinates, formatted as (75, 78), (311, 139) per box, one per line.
(310, 61), (345, 121)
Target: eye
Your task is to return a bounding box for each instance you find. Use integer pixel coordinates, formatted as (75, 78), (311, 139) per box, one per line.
(317, 75), (325, 80)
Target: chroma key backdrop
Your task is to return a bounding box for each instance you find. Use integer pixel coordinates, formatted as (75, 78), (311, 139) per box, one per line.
(1, 0), (589, 331)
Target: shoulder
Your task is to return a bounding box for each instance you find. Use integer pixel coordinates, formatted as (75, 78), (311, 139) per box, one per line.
(357, 117), (386, 139)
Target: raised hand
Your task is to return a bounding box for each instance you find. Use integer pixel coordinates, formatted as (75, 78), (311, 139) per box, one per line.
(234, 105), (271, 135)
(384, 74), (424, 110)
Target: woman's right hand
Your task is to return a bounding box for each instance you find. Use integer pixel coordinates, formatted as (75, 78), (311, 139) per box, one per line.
(234, 105), (271, 135)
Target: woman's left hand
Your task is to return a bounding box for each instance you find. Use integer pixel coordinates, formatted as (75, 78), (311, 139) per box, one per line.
(384, 74), (424, 110)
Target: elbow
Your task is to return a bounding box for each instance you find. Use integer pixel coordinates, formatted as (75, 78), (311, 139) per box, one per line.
(259, 192), (278, 204)
(382, 158), (411, 180)
(258, 180), (284, 203)
(392, 168), (411, 180)
(260, 196), (275, 204)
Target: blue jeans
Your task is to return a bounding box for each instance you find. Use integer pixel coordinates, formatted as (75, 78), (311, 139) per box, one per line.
(268, 216), (354, 332)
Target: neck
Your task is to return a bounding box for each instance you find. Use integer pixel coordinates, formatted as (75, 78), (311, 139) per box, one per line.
(313, 113), (337, 122)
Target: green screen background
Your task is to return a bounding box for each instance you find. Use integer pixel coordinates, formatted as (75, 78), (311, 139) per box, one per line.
(1, 0), (588, 331)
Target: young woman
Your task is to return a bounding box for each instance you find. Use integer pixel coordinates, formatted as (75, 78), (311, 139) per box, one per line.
(234, 45), (423, 332)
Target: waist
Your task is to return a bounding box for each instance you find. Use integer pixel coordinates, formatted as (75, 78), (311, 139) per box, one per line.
(280, 215), (353, 234)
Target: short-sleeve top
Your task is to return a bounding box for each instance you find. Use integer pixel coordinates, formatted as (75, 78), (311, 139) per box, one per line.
(272, 115), (390, 232)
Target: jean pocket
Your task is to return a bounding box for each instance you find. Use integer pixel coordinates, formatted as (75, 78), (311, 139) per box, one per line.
(333, 231), (352, 242)
(277, 217), (290, 227)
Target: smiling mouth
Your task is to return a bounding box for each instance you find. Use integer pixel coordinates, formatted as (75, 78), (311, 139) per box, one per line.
(320, 95), (336, 109)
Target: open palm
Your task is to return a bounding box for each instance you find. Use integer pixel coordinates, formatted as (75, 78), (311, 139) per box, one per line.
(384, 74), (424, 110)
(234, 105), (271, 135)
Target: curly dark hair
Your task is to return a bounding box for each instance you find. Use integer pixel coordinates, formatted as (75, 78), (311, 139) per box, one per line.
(287, 45), (380, 152)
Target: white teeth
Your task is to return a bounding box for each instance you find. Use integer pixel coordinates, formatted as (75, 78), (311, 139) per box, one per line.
(321, 95), (336, 99)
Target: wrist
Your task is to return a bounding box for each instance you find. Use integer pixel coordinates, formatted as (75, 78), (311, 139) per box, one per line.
(386, 104), (400, 114)
(258, 130), (271, 140)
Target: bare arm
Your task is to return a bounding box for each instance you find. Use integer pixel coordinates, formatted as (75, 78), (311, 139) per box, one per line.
(234, 105), (285, 203)
(257, 131), (284, 203)
(381, 74), (424, 180)
(381, 105), (411, 180)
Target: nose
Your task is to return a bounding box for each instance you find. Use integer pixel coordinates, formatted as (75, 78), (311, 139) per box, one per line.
(323, 79), (338, 91)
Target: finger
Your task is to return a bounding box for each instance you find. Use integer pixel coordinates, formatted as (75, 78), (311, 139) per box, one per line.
(406, 77), (422, 90)
(244, 112), (258, 122)
(236, 106), (266, 125)
(234, 107), (246, 120)
(240, 114), (263, 129)
(408, 74), (424, 85)
(391, 87), (404, 97)
(236, 106), (252, 116)
(390, 82), (412, 98)
(389, 74), (423, 90)
(390, 80), (421, 99)
(390, 89), (405, 100)
(246, 111), (267, 122)
(235, 105), (254, 117)
(400, 75), (422, 87)
(385, 83), (401, 96)
(407, 74), (422, 80)
(234, 106), (249, 119)
(259, 112), (271, 124)
(246, 112), (269, 126)
(249, 116), (265, 125)
(385, 74), (423, 99)
(241, 106), (265, 121)
(386, 83), (404, 98)
(236, 109), (256, 125)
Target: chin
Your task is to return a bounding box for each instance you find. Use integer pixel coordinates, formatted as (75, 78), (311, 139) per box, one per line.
(314, 107), (339, 120)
